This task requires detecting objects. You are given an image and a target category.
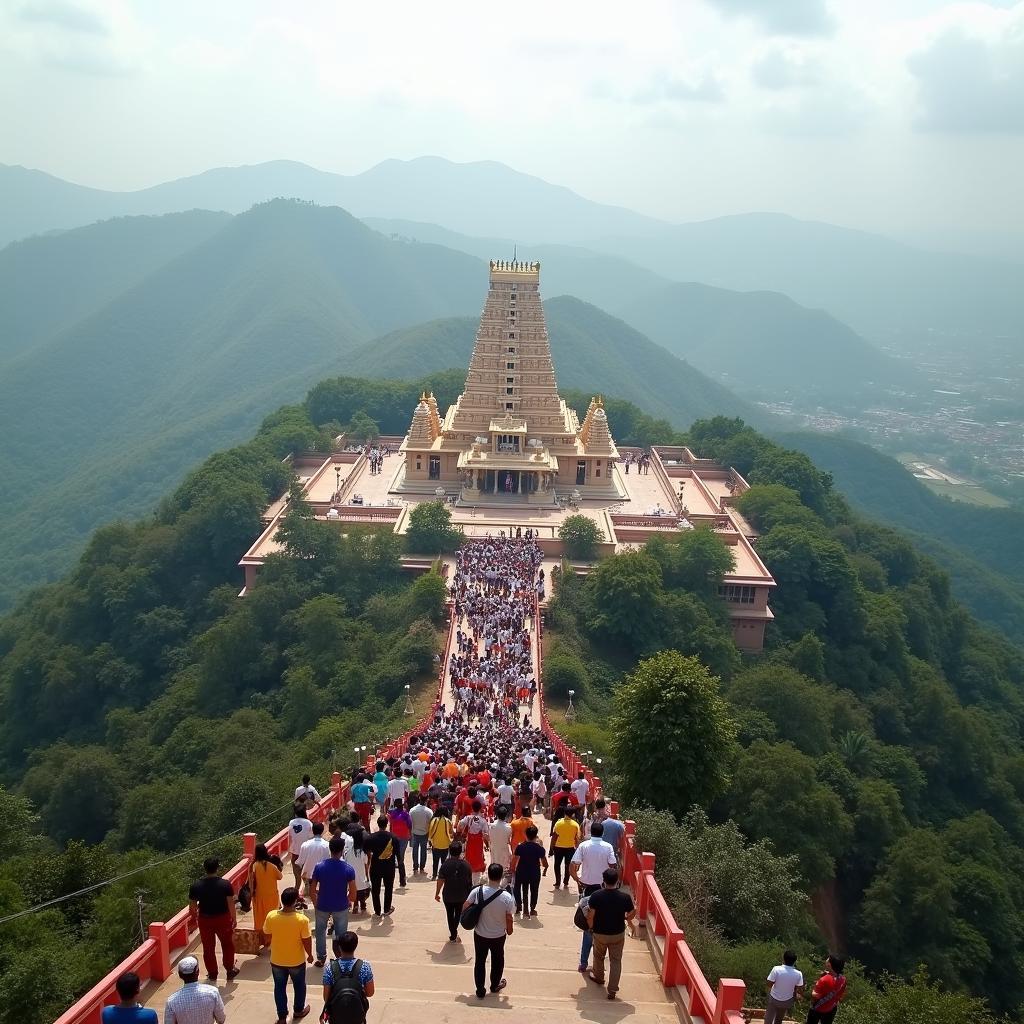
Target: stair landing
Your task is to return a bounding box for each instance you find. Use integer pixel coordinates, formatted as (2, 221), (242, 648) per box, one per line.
(140, 871), (678, 1023)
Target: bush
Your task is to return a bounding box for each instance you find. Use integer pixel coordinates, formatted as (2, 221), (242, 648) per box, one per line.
(559, 515), (605, 560)
(405, 501), (462, 554)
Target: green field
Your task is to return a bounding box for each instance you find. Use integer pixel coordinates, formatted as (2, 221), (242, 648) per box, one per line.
(919, 478), (1010, 507)
(896, 453), (1009, 507)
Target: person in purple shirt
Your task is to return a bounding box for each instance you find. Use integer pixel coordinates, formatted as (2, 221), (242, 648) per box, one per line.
(101, 972), (157, 1023)
(309, 837), (358, 967)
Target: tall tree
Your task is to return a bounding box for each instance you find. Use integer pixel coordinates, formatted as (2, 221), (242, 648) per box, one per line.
(611, 651), (738, 816)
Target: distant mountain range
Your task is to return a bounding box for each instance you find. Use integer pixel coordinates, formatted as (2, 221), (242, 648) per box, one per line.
(3, 158), (1021, 339)
(614, 282), (919, 402)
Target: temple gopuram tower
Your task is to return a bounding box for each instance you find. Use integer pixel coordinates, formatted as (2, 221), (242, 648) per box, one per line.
(398, 260), (621, 502)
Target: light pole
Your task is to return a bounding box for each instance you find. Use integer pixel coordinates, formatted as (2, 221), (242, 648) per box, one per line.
(565, 688), (576, 723)
(404, 683), (413, 716)
(334, 465), (341, 501)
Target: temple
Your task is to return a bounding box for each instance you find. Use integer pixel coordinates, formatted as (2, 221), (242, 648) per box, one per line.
(399, 260), (620, 502)
(237, 260), (776, 651)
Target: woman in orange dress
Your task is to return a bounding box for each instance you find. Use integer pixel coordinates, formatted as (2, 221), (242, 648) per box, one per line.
(249, 843), (283, 942)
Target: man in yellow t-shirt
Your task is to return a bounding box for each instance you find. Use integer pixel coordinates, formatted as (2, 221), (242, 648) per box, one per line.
(262, 887), (313, 1021)
(550, 811), (580, 890)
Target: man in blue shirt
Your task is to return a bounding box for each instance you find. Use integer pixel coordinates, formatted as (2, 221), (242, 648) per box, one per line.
(600, 816), (625, 867)
(309, 837), (358, 967)
(101, 972), (157, 1023)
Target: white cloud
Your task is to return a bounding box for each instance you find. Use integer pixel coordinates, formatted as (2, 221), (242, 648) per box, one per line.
(3, 0), (148, 75)
(705, 0), (836, 37)
(908, 3), (1024, 132)
(751, 44), (822, 89)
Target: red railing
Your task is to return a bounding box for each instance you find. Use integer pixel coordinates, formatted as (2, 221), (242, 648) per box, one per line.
(536, 591), (746, 1024)
(56, 775), (352, 1024)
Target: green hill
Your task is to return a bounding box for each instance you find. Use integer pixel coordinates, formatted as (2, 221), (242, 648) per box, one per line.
(779, 431), (1024, 643)
(0, 200), (486, 609)
(347, 296), (762, 431)
(615, 281), (920, 402)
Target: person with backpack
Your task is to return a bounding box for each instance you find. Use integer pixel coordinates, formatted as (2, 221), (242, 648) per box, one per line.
(435, 840), (473, 941)
(462, 862), (515, 999)
(806, 955), (847, 1024)
(321, 930), (374, 1024)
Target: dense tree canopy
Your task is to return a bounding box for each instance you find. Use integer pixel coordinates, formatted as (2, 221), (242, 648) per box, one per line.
(611, 651), (738, 815)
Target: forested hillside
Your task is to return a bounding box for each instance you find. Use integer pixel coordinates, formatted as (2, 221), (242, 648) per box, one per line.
(0, 383), (452, 1024)
(548, 415), (1024, 1017)
(347, 295), (761, 429)
(1, 375), (1023, 1019)
(782, 432), (1024, 644)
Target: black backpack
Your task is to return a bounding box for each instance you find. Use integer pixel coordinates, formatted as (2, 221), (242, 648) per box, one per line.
(325, 958), (368, 1024)
(459, 885), (504, 931)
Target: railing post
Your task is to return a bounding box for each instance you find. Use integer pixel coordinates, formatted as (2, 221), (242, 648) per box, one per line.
(609, 800), (619, 818)
(661, 924), (685, 986)
(243, 832), (257, 859)
(635, 851), (655, 923)
(713, 979), (746, 1024)
(332, 771), (342, 794)
(148, 921), (171, 981)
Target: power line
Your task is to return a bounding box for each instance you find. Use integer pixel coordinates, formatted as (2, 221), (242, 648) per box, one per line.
(0, 798), (296, 928)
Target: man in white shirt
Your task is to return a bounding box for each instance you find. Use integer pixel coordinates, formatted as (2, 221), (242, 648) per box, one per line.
(287, 807), (314, 889)
(570, 771), (591, 811)
(568, 821), (617, 896)
(488, 806), (513, 875)
(764, 950), (804, 1024)
(495, 779), (515, 814)
(387, 773), (410, 808)
(294, 774), (321, 806)
(297, 821), (331, 896)
(409, 796), (434, 876)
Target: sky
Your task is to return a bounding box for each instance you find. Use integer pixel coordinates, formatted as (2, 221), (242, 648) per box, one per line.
(2, 0), (1023, 240)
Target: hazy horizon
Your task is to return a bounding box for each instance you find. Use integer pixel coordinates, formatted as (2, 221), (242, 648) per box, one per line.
(2, 0), (1023, 246)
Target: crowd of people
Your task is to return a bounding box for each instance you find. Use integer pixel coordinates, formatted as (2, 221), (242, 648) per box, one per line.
(102, 535), (848, 1023)
(446, 536), (543, 726)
